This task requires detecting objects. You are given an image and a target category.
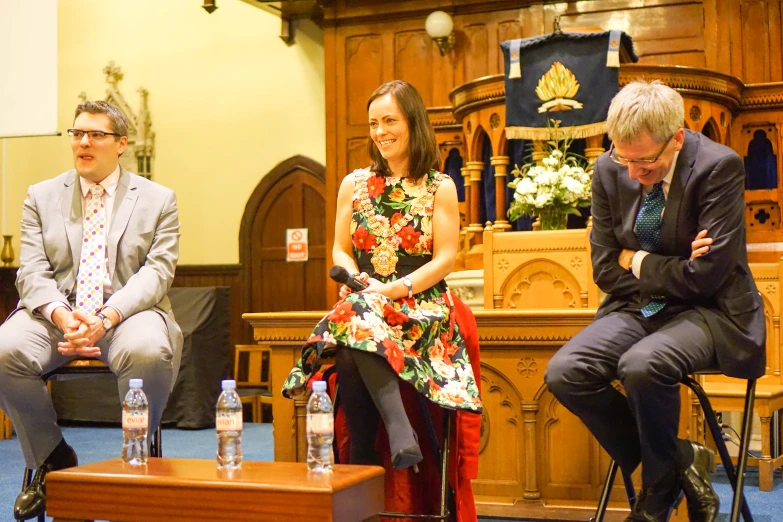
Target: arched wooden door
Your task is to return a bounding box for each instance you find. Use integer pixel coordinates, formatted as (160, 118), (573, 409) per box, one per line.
(240, 156), (327, 327)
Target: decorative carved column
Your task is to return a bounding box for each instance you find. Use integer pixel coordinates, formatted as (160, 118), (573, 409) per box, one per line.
(461, 166), (472, 226)
(465, 161), (485, 244)
(584, 134), (606, 165)
(532, 140), (547, 165)
(522, 401), (541, 499)
(491, 156), (511, 232)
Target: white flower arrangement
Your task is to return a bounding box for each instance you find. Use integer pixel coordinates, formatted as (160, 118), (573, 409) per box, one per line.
(507, 133), (593, 229)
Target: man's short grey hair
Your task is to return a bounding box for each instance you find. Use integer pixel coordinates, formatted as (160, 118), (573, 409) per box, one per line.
(606, 80), (684, 144)
(74, 100), (128, 137)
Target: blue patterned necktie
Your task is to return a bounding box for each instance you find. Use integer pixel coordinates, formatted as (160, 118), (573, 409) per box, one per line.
(635, 182), (666, 317)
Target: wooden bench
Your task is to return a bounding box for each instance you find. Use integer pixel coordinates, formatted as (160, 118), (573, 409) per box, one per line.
(47, 458), (384, 522)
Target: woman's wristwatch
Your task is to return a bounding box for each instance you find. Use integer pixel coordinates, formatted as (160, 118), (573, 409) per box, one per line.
(402, 277), (413, 298)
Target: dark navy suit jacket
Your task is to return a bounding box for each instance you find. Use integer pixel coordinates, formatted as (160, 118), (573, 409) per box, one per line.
(590, 130), (766, 379)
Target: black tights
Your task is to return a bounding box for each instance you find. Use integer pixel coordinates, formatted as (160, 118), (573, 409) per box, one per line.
(334, 346), (416, 465)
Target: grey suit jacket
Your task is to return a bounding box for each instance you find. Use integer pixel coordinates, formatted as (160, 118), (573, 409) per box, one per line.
(590, 130), (766, 379)
(12, 167), (183, 360)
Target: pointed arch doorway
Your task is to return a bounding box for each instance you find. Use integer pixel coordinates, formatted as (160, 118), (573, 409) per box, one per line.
(240, 156), (327, 338)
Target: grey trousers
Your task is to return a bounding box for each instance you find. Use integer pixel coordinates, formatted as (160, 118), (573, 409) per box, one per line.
(544, 309), (716, 489)
(0, 308), (176, 468)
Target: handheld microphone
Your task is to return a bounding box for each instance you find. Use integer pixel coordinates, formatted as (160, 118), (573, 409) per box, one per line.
(329, 265), (368, 292)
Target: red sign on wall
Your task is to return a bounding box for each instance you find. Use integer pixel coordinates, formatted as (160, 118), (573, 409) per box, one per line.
(286, 228), (308, 262)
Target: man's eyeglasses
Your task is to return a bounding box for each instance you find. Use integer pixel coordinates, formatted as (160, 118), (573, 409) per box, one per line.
(609, 134), (674, 166)
(67, 129), (122, 142)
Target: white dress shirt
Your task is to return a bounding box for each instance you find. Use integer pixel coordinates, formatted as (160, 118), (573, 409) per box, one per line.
(40, 165), (123, 323)
(631, 151), (680, 278)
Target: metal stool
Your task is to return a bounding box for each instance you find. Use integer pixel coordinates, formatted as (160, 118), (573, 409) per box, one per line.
(378, 394), (455, 521)
(591, 373), (756, 522)
(20, 361), (163, 522)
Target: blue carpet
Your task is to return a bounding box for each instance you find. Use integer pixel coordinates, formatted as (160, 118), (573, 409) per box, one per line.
(1, 426), (780, 521)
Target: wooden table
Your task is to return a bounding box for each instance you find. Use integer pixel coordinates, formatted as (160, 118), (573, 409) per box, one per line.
(47, 458), (384, 521)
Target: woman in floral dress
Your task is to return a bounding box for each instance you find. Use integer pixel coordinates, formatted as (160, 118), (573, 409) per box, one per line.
(283, 80), (481, 470)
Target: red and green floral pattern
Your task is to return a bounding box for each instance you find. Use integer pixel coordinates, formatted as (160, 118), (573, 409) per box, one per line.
(282, 169), (482, 412)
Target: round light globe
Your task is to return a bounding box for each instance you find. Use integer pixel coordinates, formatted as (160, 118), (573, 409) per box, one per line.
(425, 11), (453, 39)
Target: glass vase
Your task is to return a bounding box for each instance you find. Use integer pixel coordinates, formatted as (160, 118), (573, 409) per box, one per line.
(538, 209), (568, 231)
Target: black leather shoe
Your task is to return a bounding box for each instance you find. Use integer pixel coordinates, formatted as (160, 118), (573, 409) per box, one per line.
(678, 441), (720, 522)
(623, 487), (683, 522)
(14, 442), (78, 520)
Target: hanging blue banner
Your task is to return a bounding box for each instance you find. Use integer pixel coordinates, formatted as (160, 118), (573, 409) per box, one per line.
(500, 31), (638, 140)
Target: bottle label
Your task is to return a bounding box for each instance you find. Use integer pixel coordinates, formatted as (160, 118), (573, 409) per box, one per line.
(307, 412), (334, 434)
(122, 410), (149, 429)
(216, 411), (243, 431)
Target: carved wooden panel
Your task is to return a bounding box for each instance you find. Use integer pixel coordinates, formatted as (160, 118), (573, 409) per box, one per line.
(502, 259), (583, 309)
(464, 24), (489, 82)
(395, 30), (434, 106)
(347, 137), (370, 176)
(346, 34), (382, 126)
(539, 391), (599, 499)
(474, 365), (525, 498)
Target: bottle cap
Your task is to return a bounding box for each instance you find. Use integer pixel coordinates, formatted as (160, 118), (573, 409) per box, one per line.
(312, 381), (327, 392)
(222, 379), (237, 390)
(129, 378), (143, 389)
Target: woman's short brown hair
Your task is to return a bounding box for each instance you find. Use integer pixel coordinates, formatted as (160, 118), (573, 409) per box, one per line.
(366, 80), (440, 182)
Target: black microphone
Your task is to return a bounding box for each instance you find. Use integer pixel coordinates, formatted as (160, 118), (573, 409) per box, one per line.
(329, 265), (368, 292)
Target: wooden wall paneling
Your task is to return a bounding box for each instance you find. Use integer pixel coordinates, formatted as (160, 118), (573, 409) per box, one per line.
(346, 137), (369, 177)
(730, 1), (745, 79)
(742, 0), (773, 83)
(463, 24), (490, 82)
(544, 1), (706, 67)
(395, 30), (434, 105)
(346, 34), (383, 126)
(325, 25), (339, 302)
(769, 0), (783, 81)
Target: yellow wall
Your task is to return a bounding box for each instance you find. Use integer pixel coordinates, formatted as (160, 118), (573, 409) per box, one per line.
(1, 0), (324, 264)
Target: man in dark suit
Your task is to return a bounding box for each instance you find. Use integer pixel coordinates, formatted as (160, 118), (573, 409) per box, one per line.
(545, 80), (765, 522)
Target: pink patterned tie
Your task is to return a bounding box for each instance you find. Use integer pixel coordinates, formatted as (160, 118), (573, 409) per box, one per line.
(75, 184), (106, 314)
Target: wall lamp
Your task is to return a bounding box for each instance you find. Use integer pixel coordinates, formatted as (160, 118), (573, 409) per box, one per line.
(425, 11), (455, 56)
(202, 0), (218, 14)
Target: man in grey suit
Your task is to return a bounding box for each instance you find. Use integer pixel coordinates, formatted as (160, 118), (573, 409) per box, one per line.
(0, 100), (183, 520)
(545, 81), (765, 522)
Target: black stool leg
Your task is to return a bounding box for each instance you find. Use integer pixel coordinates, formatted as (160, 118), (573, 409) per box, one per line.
(683, 377), (753, 522)
(591, 460), (618, 522)
(731, 380), (756, 522)
(150, 425), (162, 458)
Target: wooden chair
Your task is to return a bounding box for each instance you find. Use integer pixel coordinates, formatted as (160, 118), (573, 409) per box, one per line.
(234, 344), (272, 423)
(693, 261), (783, 491)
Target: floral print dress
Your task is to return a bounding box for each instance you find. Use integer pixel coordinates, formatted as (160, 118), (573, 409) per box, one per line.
(282, 168), (482, 413)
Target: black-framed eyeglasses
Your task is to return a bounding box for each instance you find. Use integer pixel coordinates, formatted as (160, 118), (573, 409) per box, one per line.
(67, 129), (122, 142)
(609, 134), (674, 166)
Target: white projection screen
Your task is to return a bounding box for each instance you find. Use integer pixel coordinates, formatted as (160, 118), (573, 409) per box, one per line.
(0, 0), (58, 138)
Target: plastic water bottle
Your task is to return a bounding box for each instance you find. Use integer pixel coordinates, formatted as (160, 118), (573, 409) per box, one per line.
(216, 379), (243, 470)
(306, 380), (334, 472)
(122, 378), (149, 465)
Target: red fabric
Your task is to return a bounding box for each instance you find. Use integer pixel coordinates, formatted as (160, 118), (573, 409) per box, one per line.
(320, 294), (481, 522)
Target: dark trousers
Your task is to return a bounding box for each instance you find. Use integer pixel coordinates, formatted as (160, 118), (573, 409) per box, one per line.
(544, 309), (716, 489)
